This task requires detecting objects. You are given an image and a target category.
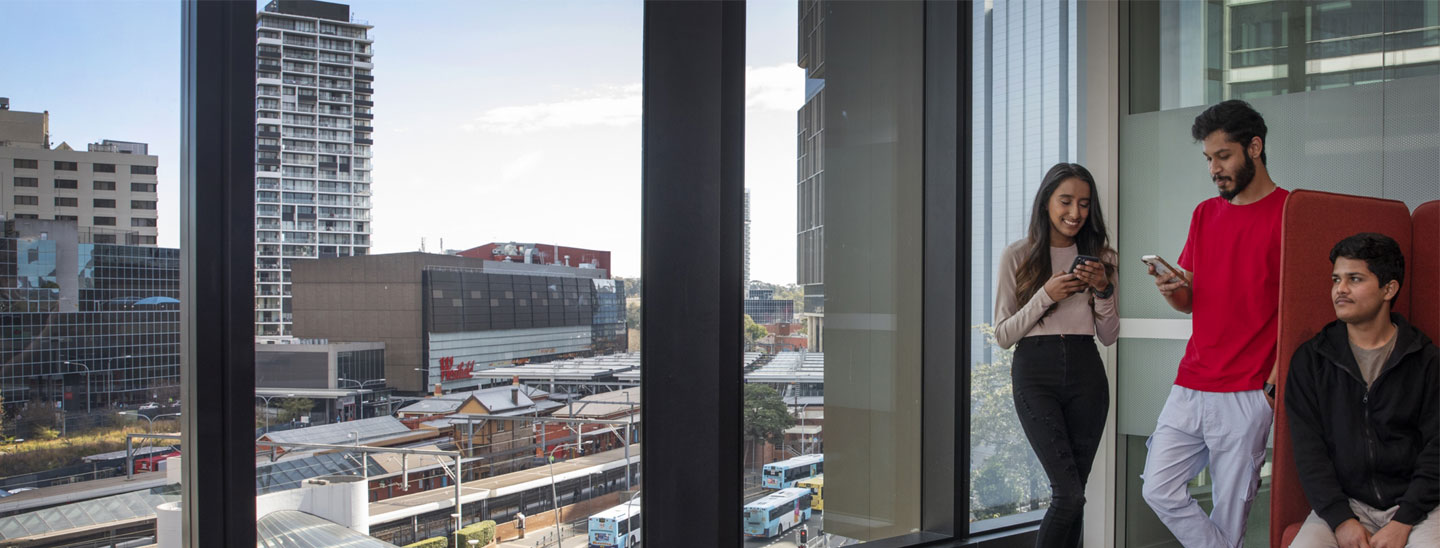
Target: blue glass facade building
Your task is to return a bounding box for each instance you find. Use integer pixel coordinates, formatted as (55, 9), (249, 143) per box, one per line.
(0, 220), (180, 419)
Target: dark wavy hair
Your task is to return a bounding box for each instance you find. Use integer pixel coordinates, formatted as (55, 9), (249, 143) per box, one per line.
(1330, 232), (1406, 306)
(1014, 163), (1114, 321)
(1191, 99), (1268, 164)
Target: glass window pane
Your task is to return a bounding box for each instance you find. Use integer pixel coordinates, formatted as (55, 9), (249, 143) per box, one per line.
(251, 2), (641, 547)
(968, 0), (1085, 530)
(1130, 0), (1440, 114)
(0, 2), (183, 546)
(743, 1), (924, 545)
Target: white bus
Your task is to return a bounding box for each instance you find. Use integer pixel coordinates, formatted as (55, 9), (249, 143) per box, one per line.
(588, 497), (641, 548)
(743, 488), (812, 539)
(761, 453), (824, 489)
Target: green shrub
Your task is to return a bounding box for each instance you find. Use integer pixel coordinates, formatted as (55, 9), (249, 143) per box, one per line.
(33, 426), (59, 441)
(458, 520), (496, 545)
(402, 537), (448, 548)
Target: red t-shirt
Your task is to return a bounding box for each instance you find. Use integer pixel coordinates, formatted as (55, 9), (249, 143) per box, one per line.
(1175, 187), (1289, 392)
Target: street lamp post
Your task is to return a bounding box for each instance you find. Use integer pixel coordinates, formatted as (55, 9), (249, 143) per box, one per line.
(547, 441), (591, 548)
(120, 411), (180, 433)
(101, 355), (131, 409)
(255, 393), (296, 433)
(337, 378), (385, 420)
(62, 361), (93, 417)
(451, 512), (462, 548)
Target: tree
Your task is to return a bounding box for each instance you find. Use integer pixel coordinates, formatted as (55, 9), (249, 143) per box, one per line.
(277, 397), (315, 424)
(743, 314), (768, 350)
(18, 401), (60, 439)
(626, 299), (641, 332)
(743, 383), (794, 482)
(969, 323), (1050, 520)
(615, 276), (642, 299)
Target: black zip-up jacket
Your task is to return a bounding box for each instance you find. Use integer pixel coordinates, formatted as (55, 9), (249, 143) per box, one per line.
(1285, 313), (1438, 529)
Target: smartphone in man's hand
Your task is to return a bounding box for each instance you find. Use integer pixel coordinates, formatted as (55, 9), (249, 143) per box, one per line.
(1142, 255), (1189, 287)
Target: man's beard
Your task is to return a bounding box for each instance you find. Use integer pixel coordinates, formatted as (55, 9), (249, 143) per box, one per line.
(1216, 154), (1256, 201)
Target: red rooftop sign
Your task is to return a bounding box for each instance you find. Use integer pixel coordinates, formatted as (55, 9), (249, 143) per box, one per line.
(438, 356), (476, 381)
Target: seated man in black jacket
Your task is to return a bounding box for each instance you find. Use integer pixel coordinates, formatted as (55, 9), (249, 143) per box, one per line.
(1286, 233), (1438, 548)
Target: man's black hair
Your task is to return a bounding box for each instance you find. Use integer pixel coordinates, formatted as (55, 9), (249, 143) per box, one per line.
(1191, 99), (1268, 164)
(1330, 232), (1406, 306)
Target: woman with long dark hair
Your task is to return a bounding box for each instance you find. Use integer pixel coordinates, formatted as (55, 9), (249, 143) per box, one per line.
(993, 163), (1118, 547)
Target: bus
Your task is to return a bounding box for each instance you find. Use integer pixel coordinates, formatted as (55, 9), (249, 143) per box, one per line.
(761, 453), (823, 489)
(795, 474), (823, 512)
(588, 497), (641, 548)
(743, 487), (812, 539)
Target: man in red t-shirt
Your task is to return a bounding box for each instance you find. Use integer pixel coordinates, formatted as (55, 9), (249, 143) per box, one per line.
(1140, 100), (1289, 548)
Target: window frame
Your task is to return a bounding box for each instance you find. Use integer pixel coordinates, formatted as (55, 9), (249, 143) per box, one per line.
(181, 1), (256, 546)
(642, 2), (1033, 548)
(182, 1), (1037, 547)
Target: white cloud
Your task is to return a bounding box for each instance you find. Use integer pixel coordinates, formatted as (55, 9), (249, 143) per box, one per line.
(746, 63), (806, 112)
(473, 84), (642, 134)
(501, 151), (545, 183)
(469, 64), (803, 135)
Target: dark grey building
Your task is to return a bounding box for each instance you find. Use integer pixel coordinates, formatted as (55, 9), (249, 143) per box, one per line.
(797, 0), (826, 351)
(0, 219), (179, 421)
(290, 252), (626, 395)
(744, 298), (795, 325)
(255, 341), (388, 421)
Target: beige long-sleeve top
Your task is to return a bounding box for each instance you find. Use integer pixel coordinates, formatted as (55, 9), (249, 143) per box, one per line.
(993, 240), (1119, 350)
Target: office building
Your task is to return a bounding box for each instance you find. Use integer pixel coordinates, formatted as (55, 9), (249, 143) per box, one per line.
(797, 0), (826, 352)
(455, 242), (611, 276)
(0, 101), (160, 246)
(744, 297), (795, 325)
(255, 340), (389, 421)
(744, 188), (750, 291)
(289, 252), (626, 395)
(254, 0), (376, 340)
(0, 219), (179, 419)
(969, 0), (1079, 364)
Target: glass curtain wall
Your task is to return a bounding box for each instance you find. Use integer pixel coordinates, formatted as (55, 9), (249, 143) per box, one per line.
(968, 0), (1082, 529)
(742, 1), (925, 545)
(0, 3), (183, 547)
(1119, 1), (1439, 546)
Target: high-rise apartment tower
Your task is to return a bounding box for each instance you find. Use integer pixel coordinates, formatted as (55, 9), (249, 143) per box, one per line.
(254, 0), (375, 340)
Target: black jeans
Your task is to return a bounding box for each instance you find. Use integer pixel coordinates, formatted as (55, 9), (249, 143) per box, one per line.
(1012, 335), (1110, 548)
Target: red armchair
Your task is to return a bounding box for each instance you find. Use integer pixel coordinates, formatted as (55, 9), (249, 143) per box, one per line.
(1271, 191), (1438, 547)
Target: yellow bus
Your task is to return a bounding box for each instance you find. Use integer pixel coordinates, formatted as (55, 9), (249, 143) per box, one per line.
(796, 474), (823, 512)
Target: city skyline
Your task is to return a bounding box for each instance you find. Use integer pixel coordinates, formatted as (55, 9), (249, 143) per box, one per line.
(0, 0), (805, 283)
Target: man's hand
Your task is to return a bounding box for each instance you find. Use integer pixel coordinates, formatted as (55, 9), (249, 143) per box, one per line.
(1336, 519), (1372, 548)
(1369, 521), (1411, 548)
(1148, 263), (1187, 296)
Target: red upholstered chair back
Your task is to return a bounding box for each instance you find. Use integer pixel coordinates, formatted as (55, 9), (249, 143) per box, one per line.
(1271, 190), (1416, 548)
(1410, 201), (1439, 343)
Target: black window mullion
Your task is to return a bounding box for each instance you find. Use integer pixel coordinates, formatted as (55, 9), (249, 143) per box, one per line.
(180, 1), (257, 547)
(922, 0), (963, 538)
(640, 1), (745, 547)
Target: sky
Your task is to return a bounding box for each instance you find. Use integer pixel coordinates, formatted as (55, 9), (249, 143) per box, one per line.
(0, 0), (804, 283)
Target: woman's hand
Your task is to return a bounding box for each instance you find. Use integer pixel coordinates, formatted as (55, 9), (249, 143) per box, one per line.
(1073, 259), (1109, 292)
(1043, 272), (1088, 302)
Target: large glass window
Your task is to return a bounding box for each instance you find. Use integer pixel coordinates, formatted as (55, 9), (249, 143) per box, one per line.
(741, 1), (927, 545)
(968, 0), (1082, 529)
(250, 2), (642, 547)
(0, 3), (183, 547)
(1129, 0), (1440, 113)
